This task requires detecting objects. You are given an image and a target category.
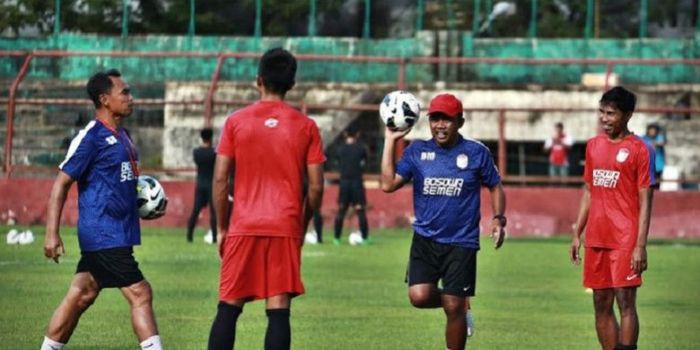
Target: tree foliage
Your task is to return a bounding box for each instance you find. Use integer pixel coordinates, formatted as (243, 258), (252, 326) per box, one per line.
(0, 0), (696, 38)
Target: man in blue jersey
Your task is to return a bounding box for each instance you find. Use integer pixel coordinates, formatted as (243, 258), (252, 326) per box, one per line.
(381, 93), (506, 350)
(41, 69), (162, 350)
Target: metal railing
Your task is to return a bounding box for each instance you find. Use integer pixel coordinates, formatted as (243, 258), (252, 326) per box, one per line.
(3, 49), (700, 183)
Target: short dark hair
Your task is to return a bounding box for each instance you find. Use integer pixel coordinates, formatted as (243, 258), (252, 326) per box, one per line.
(258, 48), (297, 95)
(200, 128), (213, 142)
(600, 86), (636, 114)
(87, 69), (122, 108)
(555, 122), (564, 129)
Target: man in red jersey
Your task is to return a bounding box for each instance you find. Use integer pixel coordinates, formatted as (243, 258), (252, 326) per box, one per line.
(207, 48), (325, 350)
(570, 86), (655, 350)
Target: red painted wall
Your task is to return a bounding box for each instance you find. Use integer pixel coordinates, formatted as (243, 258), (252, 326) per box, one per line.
(1, 178), (698, 239)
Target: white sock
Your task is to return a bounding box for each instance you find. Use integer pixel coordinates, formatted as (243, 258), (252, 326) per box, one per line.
(140, 335), (163, 350)
(41, 336), (65, 350)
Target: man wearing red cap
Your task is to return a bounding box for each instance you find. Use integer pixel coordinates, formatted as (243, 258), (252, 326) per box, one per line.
(381, 93), (506, 350)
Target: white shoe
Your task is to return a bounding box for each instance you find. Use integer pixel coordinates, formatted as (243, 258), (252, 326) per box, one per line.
(203, 230), (214, 244)
(466, 310), (475, 337)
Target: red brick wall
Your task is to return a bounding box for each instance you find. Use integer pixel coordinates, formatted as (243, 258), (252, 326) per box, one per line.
(2, 178), (698, 238)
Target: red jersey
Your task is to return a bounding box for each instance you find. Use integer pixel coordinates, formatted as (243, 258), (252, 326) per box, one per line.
(545, 133), (573, 166)
(217, 100), (325, 238)
(583, 134), (655, 249)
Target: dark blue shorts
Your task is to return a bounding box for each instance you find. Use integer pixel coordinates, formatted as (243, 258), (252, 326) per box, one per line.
(76, 247), (144, 289)
(406, 233), (477, 297)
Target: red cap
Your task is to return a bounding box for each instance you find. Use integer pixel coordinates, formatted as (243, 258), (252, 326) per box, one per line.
(428, 94), (463, 118)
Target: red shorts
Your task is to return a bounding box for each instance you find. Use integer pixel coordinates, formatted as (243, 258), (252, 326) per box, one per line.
(219, 235), (304, 302)
(583, 247), (642, 289)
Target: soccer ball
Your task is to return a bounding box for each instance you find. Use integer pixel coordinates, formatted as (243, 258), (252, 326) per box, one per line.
(379, 90), (421, 131)
(5, 229), (19, 245)
(18, 230), (34, 245)
(304, 231), (319, 245)
(348, 231), (363, 246)
(136, 175), (167, 220)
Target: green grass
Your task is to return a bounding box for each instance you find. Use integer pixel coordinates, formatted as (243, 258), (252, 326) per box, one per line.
(1, 226), (699, 349)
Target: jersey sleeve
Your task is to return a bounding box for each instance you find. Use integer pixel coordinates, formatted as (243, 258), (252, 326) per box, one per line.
(583, 139), (593, 186)
(563, 134), (574, 147)
(479, 147), (501, 188)
(638, 141), (655, 188)
(217, 115), (236, 158)
(395, 143), (414, 180)
(306, 121), (326, 164)
(59, 130), (97, 181)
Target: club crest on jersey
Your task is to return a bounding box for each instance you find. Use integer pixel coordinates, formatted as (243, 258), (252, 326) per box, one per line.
(264, 118), (279, 128)
(456, 154), (469, 169)
(105, 136), (118, 145)
(616, 148), (630, 163)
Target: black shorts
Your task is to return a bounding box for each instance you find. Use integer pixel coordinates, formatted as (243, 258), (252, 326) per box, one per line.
(406, 233), (477, 297)
(76, 247), (145, 289)
(338, 179), (366, 206)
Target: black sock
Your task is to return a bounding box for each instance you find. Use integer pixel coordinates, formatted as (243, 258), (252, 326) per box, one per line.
(264, 308), (291, 350)
(208, 303), (242, 350)
(614, 345), (637, 350)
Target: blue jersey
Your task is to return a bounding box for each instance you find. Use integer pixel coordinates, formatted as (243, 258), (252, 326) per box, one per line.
(396, 136), (501, 249)
(59, 120), (141, 252)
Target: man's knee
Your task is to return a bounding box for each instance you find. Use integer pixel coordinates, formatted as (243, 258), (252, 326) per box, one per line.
(593, 289), (615, 315)
(441, 295), (465, 318)
(68, 284), (99, 310)
(615, 289), (638, 317)
(408, 287), (435, 308)
(125, 280), (153, 307)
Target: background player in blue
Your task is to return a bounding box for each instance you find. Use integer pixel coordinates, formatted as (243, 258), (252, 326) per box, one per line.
(380, 93), (506, 350)
(41, 69), (163, 350)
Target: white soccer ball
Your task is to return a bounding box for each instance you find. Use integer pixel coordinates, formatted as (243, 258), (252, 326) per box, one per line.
(304, 231), (319, 245)
(136, 175), (167, 220)
(379, 90), (421, 131)
(348, 231), (363, 246)
(6, 229), (19, 245)
(18, 230), (34, 245)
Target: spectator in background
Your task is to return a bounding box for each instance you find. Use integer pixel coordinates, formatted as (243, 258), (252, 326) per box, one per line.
(186, 128), (217, 243)
(544, 122), (574, 177)
(642, 123), (666, 188)
(333, 128), (369, 245)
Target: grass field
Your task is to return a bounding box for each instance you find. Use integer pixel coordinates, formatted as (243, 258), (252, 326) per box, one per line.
(1, 226), (699, 349)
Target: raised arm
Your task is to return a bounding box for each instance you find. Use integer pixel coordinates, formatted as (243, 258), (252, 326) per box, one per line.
(380, 128), (411, 193)
(44, 171), (75, 263)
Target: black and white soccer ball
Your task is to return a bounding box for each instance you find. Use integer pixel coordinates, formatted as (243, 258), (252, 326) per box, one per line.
(379, 90), (421, 131)
(136, 175), (167, 220)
